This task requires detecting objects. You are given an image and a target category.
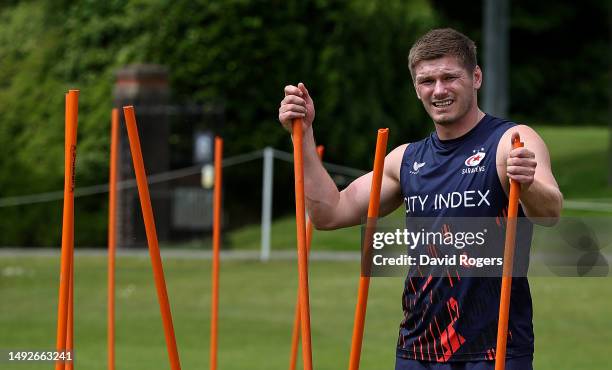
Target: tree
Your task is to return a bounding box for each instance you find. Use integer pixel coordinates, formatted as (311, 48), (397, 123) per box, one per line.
(0, 0), (436, 246)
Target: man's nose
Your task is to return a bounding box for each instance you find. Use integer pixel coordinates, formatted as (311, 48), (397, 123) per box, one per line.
(433, 80), (447, 98)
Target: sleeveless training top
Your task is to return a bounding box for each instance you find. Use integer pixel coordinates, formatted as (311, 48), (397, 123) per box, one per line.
(397, 114), (534, 362)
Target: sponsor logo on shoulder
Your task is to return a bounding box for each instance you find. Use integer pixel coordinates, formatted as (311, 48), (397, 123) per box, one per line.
(462, 148), (486, 175)
(410, 161), (426, 175)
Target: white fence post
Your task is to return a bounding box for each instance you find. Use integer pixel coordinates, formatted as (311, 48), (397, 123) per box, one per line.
(260, 147), (274, 261)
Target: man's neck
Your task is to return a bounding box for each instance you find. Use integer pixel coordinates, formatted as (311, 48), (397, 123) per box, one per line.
(434, 107), (485, 141)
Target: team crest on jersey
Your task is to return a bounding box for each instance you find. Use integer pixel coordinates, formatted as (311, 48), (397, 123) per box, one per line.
(465, 150), (486, 166)
(462, 148), (486, 175)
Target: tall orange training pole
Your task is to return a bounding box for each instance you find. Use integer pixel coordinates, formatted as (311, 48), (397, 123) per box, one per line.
(289, 145), (324, 370)
(65, 90), (79, 370)
(65, 96), (74, 370)
(123, 106), (182, 370)
(292, 118), (313, 370)
(210, 136), (223, 370)
(494, 134), (524, 370)
(107, 108), (119, 370)
(55, 90), (79, 370)
(348, 128), (388, 370)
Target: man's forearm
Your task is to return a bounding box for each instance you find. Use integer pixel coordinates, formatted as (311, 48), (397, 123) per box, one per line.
(293, 127), (342, 229)
(519, 179), (563, 223)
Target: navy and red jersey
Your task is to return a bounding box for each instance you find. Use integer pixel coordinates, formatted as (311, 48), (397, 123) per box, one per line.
(397, 114), (534, 362)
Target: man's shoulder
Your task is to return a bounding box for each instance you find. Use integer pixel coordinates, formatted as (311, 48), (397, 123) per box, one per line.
(393, 143), (410, 153)
(495, 122), (547, 165)
(387, 143), (410, 165)
(385, 144), (410, 181)
(484, 114), (538, 143)
(497, 122), (540, 143)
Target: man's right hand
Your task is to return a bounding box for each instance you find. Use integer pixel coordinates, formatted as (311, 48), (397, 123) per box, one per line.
(277, 82), (404, 230)
(278, 82), (315, 133)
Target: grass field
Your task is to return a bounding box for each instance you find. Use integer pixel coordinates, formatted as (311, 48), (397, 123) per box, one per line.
(1, 255), (611, 370)
(1, 126), (611, 369)
(536, 126), (611, 199)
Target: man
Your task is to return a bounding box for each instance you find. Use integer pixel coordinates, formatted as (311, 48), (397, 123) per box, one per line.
(278, 28), (562, 370)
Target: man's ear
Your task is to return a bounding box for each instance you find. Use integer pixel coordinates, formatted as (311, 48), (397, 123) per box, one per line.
(473, 65), (482, 89)
(414, 82), (421, 100)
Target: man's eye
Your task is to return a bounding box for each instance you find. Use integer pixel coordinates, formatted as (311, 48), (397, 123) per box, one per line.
(445, 76), (457, 81)
(421, 80), (433, 85)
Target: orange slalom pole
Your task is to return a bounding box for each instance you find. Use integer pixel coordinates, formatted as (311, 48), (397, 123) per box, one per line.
(66, 91), (78, 370)
(123, 106), (182, 370)
(292, 119), (313, 370)
(289, 145), (324, 370)
(494, 134), (524, 370)
(55, 90), (79, 370)
(348, 128), (388, 370)
(107, 108), (119, 370)
(210, 136), (223, 370)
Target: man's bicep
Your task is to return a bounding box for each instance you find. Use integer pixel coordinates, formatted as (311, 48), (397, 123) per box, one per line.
(379, 144), (407, 216)
(336, 172), (375, 226)
(338, 171), (402, 226)
(335, 144), (406, 227)
(341, 144), (405, 221)
(517, 125), (559, 188)
(378, 176), (404, 216)
(497, 125), (559, 191)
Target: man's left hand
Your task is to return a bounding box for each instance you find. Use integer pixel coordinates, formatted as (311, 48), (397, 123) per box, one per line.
(506, 132), (537, 188)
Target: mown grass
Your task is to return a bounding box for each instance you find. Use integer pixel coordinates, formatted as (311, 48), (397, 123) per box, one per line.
(1, 256), (611, 370)
(1, 127), (610, 369)
(536, 126), (610, 200)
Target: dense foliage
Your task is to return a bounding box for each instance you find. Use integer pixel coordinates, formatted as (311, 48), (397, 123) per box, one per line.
(0, 0), (608, 246)
(0, 0), (435, 245)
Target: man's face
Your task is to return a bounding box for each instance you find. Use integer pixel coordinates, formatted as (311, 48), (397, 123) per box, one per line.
(413, 56), (481, 125)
